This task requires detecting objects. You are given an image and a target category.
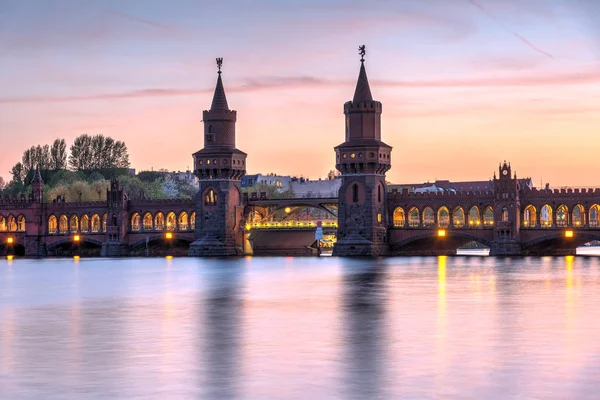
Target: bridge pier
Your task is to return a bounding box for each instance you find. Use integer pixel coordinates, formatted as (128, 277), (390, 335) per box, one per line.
(489, 241), (523, 256)
(100, 242), (129, 257)
(332, 233), (390, 257)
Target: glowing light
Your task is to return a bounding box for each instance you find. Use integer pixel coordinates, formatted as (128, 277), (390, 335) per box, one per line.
(245, 223), (251, 230)
(565, 230), (574, 238)
(6, 237), (13, 244)
(166, 255), (173, 259)
(165, 232), (173, 240)
(73, 255), (80, 262)
(7, 255), (14, 262)
(73, 234), (80, 242)
(284, 207), (291, 213)
(377, 213), (382, 223)
(437, 229), (446, 237)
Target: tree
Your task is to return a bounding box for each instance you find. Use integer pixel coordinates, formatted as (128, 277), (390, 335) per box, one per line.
(10, 162), (25, 184)
(0, 176), (5, 191)
(69, 135), (93, 170)
(50, 138), (67, 170)
(69, 134), (130, 170)
(21, 145), (50, 176)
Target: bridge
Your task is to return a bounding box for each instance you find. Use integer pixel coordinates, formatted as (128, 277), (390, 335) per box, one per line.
(2, 50), (600, 258)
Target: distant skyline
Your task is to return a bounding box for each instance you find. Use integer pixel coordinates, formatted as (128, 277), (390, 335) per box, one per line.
(1, 0), (599, 186)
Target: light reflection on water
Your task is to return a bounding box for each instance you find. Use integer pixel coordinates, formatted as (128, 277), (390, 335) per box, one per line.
(1, 256), (600, 399)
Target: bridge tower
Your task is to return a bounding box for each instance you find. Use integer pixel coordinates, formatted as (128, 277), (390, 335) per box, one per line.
(25, 169), (47, 257)
(489, 161), (523, 256)
(189, 58), (246, 256)
(333, 46), (392, 256)
(101, 179), (129, 256)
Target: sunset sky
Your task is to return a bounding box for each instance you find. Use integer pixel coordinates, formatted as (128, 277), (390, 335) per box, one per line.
(1, 0), (599, 186)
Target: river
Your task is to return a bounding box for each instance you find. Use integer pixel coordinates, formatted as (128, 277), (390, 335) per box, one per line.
(1, 255), (600, 399)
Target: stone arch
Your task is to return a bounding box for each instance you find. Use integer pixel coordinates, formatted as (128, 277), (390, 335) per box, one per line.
(522, 231), (600, 252)
(391, 230), (493, 252)
(166, 212), (177, 231)
(46, 236), (104, 251)
(540, 204), (553, 227)
(392, 207), (405, 227)
(0, 215), (5, 231)
(468, 206), (480, 226)
(423, 207), (435, 227)
(91, 214), (101, 233)
(589, 204), (600, 227)
(154, 212), (165, 231)
(69, 214), (79, 233)
(7, 215), (17, 232)
(17, 215), (26, 231)
(80, 215), (90, 233)
(204, 187), (218, 206)
(556, 204), (568, 227)
(178, 211), (189, 231)
(142, 212), (153, 230)
(131, 212), (141, 232)
(102, 213), (107, 232)
(572, 204), (585, 227)
(483, 206), (494, 226)
(452, 206), (465, 227)
(190, 212), (196, 230)
(59, 215), (68, 234)
(407, 207), (420, 227)
(523, 204), (536, 227)
(437, 206), (450, 228)
(48, 215), (58, 234)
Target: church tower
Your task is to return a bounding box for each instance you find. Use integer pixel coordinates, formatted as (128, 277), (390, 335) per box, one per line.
(333, 46), (392, 256)
(189, 58), (247, 256)
(490, 161), (522, 255)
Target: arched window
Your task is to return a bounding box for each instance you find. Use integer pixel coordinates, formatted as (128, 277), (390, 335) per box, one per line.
(523, 205), (536, 227)
(6, 216), (16, 232)
(377, 184), (382, 203)
(16, 215), (25, 231)
(483, 206), (494, 226)
(155, 212), (165, 231)
(80, 215), (89, 233)
(69, 215), (79, 233)
(468, 206), (480, 226)
(393, 207), (405, 227)
(501, 207), (508, 222)
(142, 212), (153, 230)
(179, 212), (189, 231)
(453, 207), (465, 227)
(48, 215), (57, 234)
(352, 184), (359, 203)
(556, 205), (568, 227)
(0, 216), (5, 231)
(437, 207), (449, 228)
(131, 213), (141, 232)
(166, 212), (176, 231)
(59, 215), (68, 234)
(102, 214), (107, 232)
(540, 205), (553, 227)
(208, 125), (215, 133)
(91, 214), (101, 233)
(407, 207), (419, 227)
(423, 207), (435, 227)
(205, 189), (218, 206)
(190, 212), (196, 230)
(590, 205), (600, 227)
(573, 204), (584, 227)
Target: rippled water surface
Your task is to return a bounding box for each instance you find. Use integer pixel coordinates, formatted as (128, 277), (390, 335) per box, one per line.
(2, 255), (600, 399)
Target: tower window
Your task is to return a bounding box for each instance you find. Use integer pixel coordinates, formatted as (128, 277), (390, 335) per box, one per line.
(205, 189), (218, 206)
(208, 125), (215, 133)
(502, 207), (508, 221)
(352, 184), (359, 203)
(378, 184), (382, 202)
(206, 134), (215, 142)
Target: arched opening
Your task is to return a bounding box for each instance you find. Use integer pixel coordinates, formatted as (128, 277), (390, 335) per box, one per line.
(408, 207), (420, 227)
(131, 213), (141, 232)
(501, 207), (508, 222)
(205, 189), (218, 206)
(142, 212), (153, 230)
(155, 212), (165, 231)
(393, 207), (405, 227)
(540, 204), (553, 227)
(7, 216), (17, 232)
(69, 215), (79, 233)
(59, 215), (68, 234)
(80, 215), (89, 233)
(556, 204), (568, 227)
(179, 212), (189, 231)
(483, 206), (494, 226)
(0, 216), (5, 231)
(437, 207), (450, 228)
(102, 214), (107, 232)
(166, 212), (176, 231)
(17, 215), (25, 231)
(453, 207), (465, 227)
(377, 184), (382, 203)
(589, 204), (600, 228)
(48, 215), (58, 234)
(91, 214), (101, 233)
(190, 212), (196, 230)
(423, 207), (435, 227)
(352, 184), (359, 203)
(572, 204), (584, 227)
(523, 205), (536, 227)
(468, 206), (480, 226)
(208, 125), (215, 133)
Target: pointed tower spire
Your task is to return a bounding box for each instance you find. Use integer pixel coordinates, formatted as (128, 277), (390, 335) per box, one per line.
(210, 57), (229, 111)
(31, 167), (43, 184)
(353, 45), (373, 102)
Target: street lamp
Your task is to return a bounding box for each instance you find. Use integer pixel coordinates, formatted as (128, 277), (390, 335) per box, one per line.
(165, 232), (173, 240)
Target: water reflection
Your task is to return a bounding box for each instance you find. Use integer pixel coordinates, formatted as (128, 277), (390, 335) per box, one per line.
(342, 263), (387, 399)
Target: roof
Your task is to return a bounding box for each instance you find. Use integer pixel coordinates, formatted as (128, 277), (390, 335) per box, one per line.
(352, 61), (373, 102)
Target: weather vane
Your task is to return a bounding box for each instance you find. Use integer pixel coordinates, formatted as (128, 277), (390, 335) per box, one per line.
(216, 57), (223, 74)
(358, 45), (366, 62)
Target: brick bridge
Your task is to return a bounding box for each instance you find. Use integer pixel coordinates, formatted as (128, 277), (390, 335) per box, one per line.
(2, 51), (600, 257)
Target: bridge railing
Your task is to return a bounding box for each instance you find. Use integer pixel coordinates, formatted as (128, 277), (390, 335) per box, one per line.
(246, 221), (338, 230)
